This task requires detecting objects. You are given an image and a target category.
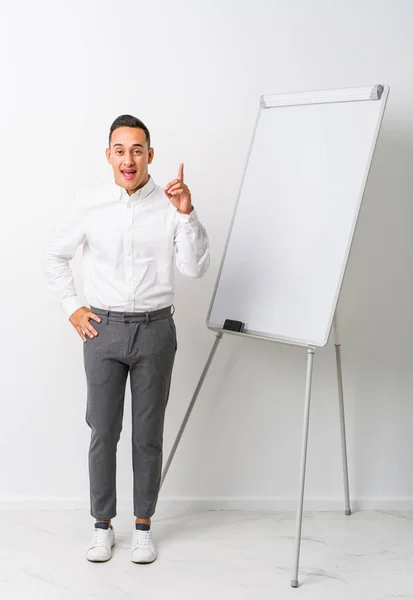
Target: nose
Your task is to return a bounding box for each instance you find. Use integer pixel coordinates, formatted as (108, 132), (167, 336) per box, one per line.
(122, 153), (135, 167)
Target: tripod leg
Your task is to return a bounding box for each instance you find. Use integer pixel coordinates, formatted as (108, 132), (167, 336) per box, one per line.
(291, 346), (315, 588)
(160, 332), (223, 488)
(333, 314), (351, 516)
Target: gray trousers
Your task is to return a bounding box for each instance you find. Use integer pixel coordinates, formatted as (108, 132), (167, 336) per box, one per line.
(83, 305), (177, 520)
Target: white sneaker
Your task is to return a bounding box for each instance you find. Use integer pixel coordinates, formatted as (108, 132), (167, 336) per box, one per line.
(86, 523), (115, 562)
(131, 526), (157, 563)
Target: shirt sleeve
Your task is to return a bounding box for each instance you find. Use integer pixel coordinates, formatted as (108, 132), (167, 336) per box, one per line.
(173, 207), (210, 278)
(44, 197), (87, 319)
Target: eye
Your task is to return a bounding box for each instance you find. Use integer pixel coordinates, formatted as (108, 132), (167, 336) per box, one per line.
(133, 150), (142, 155)
(115, 150), (123, 155)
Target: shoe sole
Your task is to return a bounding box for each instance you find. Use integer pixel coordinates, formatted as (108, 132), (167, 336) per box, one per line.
(131, 554), (156, 564)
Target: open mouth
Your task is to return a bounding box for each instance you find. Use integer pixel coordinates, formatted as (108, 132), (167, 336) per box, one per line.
(121, 169), (137, 181)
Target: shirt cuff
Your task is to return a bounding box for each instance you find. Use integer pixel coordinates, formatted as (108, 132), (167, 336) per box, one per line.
(176, 207), (200, 225)
(62, 296), (83, 320)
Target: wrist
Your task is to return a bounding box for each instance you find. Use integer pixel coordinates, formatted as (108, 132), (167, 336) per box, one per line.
(177, 205), (194, 215)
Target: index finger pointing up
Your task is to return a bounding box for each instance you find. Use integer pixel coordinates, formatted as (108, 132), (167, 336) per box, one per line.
(178, 163), (184, 182)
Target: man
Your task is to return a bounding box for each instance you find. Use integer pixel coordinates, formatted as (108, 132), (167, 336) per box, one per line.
(44, 115), (209, 563)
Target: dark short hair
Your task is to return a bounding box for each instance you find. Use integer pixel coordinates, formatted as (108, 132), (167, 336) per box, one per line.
(109, 115), (151, 148)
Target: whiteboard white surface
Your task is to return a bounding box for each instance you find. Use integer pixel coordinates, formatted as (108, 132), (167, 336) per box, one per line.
(207, 86), (389, 347)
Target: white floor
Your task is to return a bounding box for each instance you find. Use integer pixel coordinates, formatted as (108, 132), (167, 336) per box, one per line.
(0, 508), (412, 600)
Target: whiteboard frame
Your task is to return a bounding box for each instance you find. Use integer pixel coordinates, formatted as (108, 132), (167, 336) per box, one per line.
(206, 84), (390, 347)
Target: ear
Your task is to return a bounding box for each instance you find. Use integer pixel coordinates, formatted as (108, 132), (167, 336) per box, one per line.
(148, 147), (155, 165)
(105, 147), (111, 163)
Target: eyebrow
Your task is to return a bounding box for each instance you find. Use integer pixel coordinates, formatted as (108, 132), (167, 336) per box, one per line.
(113, 143), (144, 148)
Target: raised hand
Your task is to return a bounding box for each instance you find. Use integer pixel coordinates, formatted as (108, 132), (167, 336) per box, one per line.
(164, 163), (193, 215)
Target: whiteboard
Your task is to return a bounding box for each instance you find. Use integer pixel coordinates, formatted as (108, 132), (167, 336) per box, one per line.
(207, 85), (389, 347)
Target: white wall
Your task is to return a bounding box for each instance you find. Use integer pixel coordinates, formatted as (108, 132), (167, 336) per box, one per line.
(1, 0), (412, 511)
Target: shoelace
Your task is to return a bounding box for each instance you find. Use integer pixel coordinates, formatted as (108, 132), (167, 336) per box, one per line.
(92, 528), (111, 548)
(133, 529), (151, 550)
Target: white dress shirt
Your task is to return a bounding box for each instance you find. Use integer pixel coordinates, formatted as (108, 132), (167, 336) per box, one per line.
(44, 176), (210, 318)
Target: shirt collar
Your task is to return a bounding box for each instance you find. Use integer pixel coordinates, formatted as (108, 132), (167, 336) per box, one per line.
(113, 174), (156, 202)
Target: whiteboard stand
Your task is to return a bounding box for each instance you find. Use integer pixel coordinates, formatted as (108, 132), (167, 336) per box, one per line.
(161, 84), (388, 588)
(160, 309), (351, 588)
